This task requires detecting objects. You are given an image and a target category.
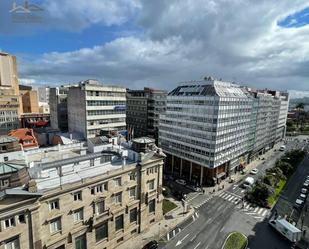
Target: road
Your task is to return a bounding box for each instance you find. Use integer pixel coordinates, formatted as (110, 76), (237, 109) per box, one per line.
(161, 137), (309, 249)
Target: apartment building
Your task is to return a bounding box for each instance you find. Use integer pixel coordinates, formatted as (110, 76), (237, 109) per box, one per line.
(126, 87), (166, 142)
(50, 86), (69, 131)
(68, 80), (126, 139)
(0, 52), (21, 134)
(159, 77), (289, 185)
(0, 137), (165, 249)
(19, 85), (40, 113)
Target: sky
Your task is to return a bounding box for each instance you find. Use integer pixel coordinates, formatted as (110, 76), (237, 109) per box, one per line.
(0, 0), (308, 95)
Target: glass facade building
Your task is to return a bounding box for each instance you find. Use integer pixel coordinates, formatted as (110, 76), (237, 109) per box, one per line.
(159, 78), (289, 185)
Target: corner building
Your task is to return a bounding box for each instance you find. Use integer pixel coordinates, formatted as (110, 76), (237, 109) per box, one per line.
(0, 137), (165, 249)
(159, 78), (289, 185)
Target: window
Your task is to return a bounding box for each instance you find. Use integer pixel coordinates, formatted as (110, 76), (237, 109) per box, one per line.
(73, 191), (82, 201)
(96, 185), (103, 193)
(149, 199), (155, 213)
(5, 237), (20, 249)
(129, 172), (136, 181)
(0, 179), (9, 188)
(114, 192), (122, 204)
(49, 200), (59, 210)
(114, 177), (121, 186)
(18, 214), (25, 224)
(115, 214), (124, 231)
(96, 200), (105, 215)
(129, 208), (137, 223)
(149, 179), (155, 190)
(95, 222), (108, 242)
(75, 234), (86, 249)
(73, 209), (83, 223)
(50, 218), (61, 233)
(4, 217), (15, 229)
(129, 187), (136, 199)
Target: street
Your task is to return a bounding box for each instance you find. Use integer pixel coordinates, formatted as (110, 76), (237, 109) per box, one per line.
(160, 137), (309, 249)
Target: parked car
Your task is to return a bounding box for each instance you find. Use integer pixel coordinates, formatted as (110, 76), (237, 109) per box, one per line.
(186, 185), (202, 192)
(299, 193), (307, 200)
(301, 188), (308, 194)
(294, 199), (304, 209)
(250, 168), (259, 175)
(303, 182), (309, 188)
(176, 179), (186, 185)
(142, 240), (158, 249)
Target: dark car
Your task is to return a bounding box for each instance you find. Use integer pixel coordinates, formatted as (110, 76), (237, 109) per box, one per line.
(142, 240), (158, 249)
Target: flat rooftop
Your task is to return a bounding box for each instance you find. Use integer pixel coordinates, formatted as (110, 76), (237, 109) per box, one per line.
(32, 155), (133, 191)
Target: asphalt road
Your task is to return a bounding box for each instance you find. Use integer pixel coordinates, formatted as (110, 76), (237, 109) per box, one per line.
(160, 137), (309, 249)
(161, 197), (236, 249)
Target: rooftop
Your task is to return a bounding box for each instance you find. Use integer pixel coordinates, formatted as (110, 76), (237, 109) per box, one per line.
(169, 79), (247, 98)
(0, 135), (18, 144)
(0, 160), (27, 175)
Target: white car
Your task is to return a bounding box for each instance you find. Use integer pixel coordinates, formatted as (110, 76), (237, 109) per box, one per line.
(175, 179), (186, 185)
(301, 188), (308, 194)
(250, 168), (259, 175)
(304, 182), (309, 188)
(299, 194), (307, 200)
(295, 199), (304, 208)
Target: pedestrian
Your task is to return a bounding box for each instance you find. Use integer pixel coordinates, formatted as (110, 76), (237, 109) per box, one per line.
(202, 189), (205, 194)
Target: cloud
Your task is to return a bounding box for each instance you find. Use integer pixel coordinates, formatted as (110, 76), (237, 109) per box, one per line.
(12, 0), (309, 91)
(0, 0), (140, 34)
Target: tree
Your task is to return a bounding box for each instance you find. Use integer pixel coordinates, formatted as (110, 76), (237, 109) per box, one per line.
(276, 160), (293, 177)
(247, 182), (272, 206)
(296, 103), (305, 109)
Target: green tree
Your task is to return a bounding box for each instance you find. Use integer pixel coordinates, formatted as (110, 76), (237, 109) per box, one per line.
(248, 182), (272, 206)
(276, 161), (293, 177)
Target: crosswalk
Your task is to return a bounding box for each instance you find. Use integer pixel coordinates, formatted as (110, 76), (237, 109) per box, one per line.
(218, 191), (269, 220)
(218, 191), (241, 204)
(238, 201), (269, 220)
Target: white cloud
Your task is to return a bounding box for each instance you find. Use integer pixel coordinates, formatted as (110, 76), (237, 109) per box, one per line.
(43, 0), (141, 30)
(15, 0), (309, 91)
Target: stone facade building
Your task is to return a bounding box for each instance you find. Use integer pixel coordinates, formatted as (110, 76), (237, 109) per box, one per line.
(0, 137), (165, 249)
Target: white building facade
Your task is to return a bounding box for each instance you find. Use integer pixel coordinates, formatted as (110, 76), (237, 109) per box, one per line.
(159, 78), (289, 185)
(68, 80), (126, 139)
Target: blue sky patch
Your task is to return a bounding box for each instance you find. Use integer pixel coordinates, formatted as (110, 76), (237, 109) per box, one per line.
(278, 7), (309, 28)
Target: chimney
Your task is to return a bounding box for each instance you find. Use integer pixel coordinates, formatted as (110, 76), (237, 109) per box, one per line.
(27, 180), (38, 193)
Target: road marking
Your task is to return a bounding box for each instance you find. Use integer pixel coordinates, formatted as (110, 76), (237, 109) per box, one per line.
(182, 234), (190, 240)
(205, 245), (209, 249)
(257, 208), (263, 214)
(261, 209), (268, 216)
(227, 196), (234, 201)
(190, 235), (197, 241)
(175, 233), (190, 246)
(193, 242), (201, 249)
(220, 226), (225, 233)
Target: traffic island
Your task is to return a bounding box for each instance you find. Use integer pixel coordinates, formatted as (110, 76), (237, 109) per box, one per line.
(222, 232), (248, 249)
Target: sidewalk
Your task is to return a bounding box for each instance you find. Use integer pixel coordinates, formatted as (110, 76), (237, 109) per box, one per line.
(203, 142), (284, 197)
(115, 198), (194, 249)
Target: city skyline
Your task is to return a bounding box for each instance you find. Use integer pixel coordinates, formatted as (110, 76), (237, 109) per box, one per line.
(0, 1), (308, 92)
